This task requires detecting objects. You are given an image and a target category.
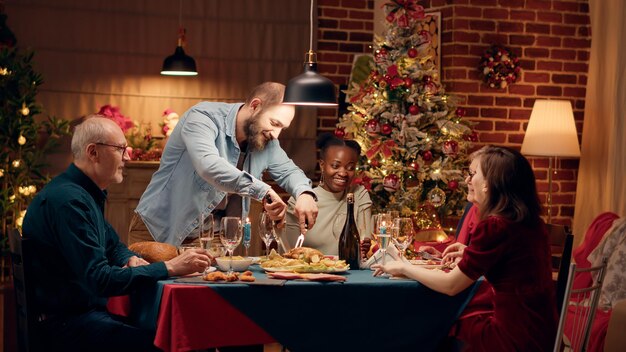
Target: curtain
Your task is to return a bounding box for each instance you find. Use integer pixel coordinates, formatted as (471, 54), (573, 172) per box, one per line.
(573, 0), (626, 245)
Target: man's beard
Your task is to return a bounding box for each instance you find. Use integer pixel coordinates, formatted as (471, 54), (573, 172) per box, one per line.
(244, 114), (268, 151)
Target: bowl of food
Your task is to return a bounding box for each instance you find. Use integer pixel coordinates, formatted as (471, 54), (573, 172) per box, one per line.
(215, 256), (253, 272)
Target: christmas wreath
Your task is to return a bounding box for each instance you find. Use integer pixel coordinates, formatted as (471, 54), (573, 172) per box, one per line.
(478, 44), (520, 89)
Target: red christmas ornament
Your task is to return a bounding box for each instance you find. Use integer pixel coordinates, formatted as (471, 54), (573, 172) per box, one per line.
(448, 180), (459, 190)
(408, 48), (418, 58)
(334, 127), (345, 139)
(408, 105), (420, 115)
(381, 123), (392, 135)
(370, 159), (380, 168)
(422, 150), (433, 161)
(365, 119), (380, 135)
(422, 75), (432, 83)
(404, 77), (413, 87)
(411, 161), (420, 172)
(383, 174), (400, 192)
(456, 107), (466, 117)
(443, 140), (459, 156)
(424, 81), (437, 94)
(386, 13), (395, 23)
(465, 131), (478, 142)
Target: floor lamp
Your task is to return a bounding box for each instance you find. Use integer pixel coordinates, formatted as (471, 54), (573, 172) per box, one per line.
(521, 100), (580, 223)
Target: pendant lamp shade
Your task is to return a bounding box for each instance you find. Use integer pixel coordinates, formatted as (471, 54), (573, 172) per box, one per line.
(284, 51), (337, 106)
(283, 0), (337, 106)
(160, 0), (197, 76)
(161, 44), (197, 76)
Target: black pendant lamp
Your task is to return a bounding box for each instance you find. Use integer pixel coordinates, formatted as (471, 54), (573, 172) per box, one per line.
(283, 0), (337, 106)
(161, 0), (198, 76)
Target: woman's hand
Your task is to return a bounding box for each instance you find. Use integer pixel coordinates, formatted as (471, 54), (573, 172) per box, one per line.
(371, 261), (407, 277)
(441, 242), (466, 266)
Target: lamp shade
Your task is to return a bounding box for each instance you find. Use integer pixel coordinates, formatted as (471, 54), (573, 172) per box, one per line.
(283, 61), (337, 106)
(521, 99), (580, 157)
(161, 46), (198, 76)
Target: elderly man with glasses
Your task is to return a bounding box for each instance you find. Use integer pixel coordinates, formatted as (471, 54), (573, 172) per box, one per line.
(22, 116), (211, 352)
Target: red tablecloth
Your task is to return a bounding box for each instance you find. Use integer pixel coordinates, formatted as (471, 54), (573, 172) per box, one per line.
(155, 284), (274, 351)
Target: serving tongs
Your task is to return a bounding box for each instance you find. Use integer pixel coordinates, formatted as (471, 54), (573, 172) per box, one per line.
(264, 193), (307, 248)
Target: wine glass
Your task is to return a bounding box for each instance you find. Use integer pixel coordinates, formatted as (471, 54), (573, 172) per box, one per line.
(391, 217), (414, 259)
(258, 211), (276, 259)
(219, 217), (242, 274)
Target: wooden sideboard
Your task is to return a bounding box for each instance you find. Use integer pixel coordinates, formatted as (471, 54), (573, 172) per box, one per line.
(105, 161), (160, 245)
(104, 161), (265, 256)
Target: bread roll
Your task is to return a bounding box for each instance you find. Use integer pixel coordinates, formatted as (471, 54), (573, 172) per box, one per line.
(128, 241), (178, 263)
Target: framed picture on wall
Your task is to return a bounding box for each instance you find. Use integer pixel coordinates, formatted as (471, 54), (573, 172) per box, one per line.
(419, 11), (441, 81)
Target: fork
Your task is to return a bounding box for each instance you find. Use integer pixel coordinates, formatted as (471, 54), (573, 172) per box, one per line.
(417, 250), (442, 262)
(294, 220), (308, 248)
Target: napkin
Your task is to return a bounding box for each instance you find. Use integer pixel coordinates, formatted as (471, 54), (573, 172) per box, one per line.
(360, 244), (411, 269)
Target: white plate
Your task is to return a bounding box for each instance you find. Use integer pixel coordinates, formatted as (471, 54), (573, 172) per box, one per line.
(263, 266), (349, 273)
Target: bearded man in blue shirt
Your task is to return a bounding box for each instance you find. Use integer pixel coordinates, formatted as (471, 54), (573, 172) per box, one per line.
(22, 116), (211, 351)
(130, 82), (318, 246)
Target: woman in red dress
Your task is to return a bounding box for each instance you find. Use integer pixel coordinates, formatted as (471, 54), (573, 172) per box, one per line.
(373, 145), (557, 351)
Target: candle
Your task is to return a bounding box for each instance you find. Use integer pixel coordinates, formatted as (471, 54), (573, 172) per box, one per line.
(243, 217), (251, 242)
(379, 221), (387, 235)
(436, 233), (447, 243)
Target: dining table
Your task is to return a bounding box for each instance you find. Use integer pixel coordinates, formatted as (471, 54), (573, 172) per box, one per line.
(108, 265), (480, 352)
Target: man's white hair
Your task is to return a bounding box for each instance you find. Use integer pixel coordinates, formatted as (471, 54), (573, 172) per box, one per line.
(71, 115), (115, 160)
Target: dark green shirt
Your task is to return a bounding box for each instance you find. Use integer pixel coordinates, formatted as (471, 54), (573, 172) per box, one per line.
(22, 163), (168, 316)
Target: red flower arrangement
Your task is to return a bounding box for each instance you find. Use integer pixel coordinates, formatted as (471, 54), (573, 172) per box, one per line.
(478, 44), (521, 89)
(97, 104), (135, 132)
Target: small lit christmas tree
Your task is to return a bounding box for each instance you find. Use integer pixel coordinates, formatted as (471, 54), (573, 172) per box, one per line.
(337, 0), (475, 218)
(1, 13), (70, 273)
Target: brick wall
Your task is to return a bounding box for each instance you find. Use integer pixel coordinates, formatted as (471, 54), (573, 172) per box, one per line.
(317, 0), (590, 227)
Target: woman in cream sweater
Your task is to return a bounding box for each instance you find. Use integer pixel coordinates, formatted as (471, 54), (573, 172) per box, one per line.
(282, 133), (372, 255)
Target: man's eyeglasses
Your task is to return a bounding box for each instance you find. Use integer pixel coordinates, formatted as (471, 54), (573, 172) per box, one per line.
(95, 142), (128, 156)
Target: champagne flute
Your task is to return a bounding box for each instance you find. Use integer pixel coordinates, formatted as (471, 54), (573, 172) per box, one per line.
(377, 220), (391, 276)
(199, 213), (214, 250)
(392, 217), (414, 259)
(258, 211), (276, 259)
(219, 217), (242, 275)
(199, 213), (214, 274)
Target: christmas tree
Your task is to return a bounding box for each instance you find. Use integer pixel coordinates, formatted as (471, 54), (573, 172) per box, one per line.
(1, 13), (70, 270)
(337, 0), (475, 218)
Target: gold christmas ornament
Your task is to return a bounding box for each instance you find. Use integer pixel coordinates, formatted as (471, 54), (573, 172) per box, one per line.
(21, 103), (30, 116)
(18, 135), (26, 145)
(16, 210), (27, 227)
(427, 186), (446, 207)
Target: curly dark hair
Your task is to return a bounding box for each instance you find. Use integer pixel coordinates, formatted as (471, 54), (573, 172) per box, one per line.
(316, 133), (361, 159)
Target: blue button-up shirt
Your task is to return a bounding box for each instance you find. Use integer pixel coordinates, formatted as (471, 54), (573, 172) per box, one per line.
(136, 102), (313, 246)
